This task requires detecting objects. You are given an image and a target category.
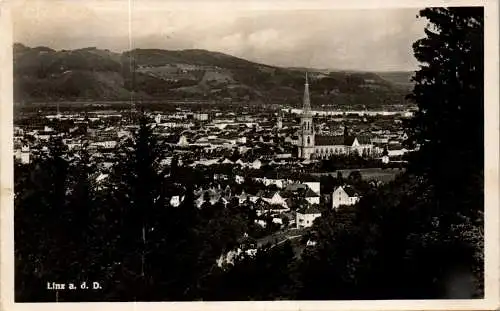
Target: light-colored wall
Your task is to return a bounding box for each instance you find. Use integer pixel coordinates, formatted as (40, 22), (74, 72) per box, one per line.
(332, 187), (359, 208)
(306, 197), (320, 205)
(296, 212), (321, 228)
(304, 182), (320, 195)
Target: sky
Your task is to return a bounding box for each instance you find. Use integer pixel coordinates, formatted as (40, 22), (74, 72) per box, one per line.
(11, 0), (428, 71)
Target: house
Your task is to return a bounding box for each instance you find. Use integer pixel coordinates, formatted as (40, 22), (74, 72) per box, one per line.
(236, 191), (249, 204)
(259, 191), (288, 209)
(221, 158), (234, 164)
(170, 195), (184, 207)
(195, 189), (221, 208)
(91, 140), (117, 150)
(381, 154), (390, 164)
(296, 205), (322, 229)
(303, 181), (320, 196)
(272, 218), (283, 225)
(306, 239), (317, 247)
(235, 175), (245, 184)
(178, 135), (189, 146)
(281, 183), (319, 204)
(387, 144), (407, 157)
(252, 159), (262, 169)
(332, 185), (360, 209)
(14, 144), (30, 164)
(255, 219), (267, 228)
(304, 187), (320, 205)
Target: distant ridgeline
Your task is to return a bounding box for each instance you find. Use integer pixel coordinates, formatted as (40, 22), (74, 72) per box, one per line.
(13, 43), (414, 108)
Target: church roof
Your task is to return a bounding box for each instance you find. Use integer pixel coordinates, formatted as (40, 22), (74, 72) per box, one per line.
(315, 135), (345, 146)
(344, 136), (356, 146)
(314, 135), (372, 146)
(357, 136), (372, 144)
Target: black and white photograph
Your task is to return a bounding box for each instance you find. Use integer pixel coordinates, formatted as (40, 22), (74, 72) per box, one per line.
(1, 0), (499, 309)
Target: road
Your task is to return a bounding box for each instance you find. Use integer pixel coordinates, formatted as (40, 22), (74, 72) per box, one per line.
(256, 228), (307, 248)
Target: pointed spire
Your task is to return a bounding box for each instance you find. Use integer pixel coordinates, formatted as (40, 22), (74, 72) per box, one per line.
(303, 72), (311, 113)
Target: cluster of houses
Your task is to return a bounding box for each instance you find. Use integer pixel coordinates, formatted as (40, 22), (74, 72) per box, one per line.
(162, 168), (361, 231)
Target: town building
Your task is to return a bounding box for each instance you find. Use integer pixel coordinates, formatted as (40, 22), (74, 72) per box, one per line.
(331, 185), (361, 208)
(296, 205), (322, 229)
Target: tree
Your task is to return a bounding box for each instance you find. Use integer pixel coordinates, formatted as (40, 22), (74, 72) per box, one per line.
(15, 136), (72, 301)
(336, 170), (344, 184)
(348, 170), (362, 183)
(106, 112), (168, 300)
(405, 7), (484, 297)
(286, 7), (485, 300)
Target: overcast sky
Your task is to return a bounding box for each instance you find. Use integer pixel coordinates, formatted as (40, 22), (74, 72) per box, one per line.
(12, 0), (428, 71)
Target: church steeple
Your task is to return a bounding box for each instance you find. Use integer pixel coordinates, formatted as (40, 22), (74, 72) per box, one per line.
(299, 71), (315, 160)
(303, 72), (311, 113)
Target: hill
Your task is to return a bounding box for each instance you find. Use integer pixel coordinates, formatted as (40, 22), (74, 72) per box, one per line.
(13, 43), (413, 109)
(375, 71), (415, 91)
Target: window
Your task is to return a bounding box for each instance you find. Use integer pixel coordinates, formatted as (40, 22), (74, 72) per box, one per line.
(307, 137), (310, 145)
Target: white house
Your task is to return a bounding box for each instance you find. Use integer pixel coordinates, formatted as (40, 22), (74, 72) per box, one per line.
(255, 219), (267, 228)
(388, 148), (408, 157)
(252, 159), (262, 169)
(222, 158), (234, 164)
(296, 205), (322, 229)
(331, 185), (360, 209)
(194, 112), (209, 121)
(15, 145), (30, 164)
(272, 218), (283, 225)
(260, 177), (285, 189)
(306, 239), (317, 247)
(155, 114), (162, 124)
(261, 191), (288, 209)
(178, 135), (189, 147)
(304, 187), (321, 205)
(237, 191), (249, 204)
(170, 195), (184, 207)
(235, 175), (245, 184)
(91, 140), (117, 149)
(381, 155), (390, 164)
(303, 181), (321, 196)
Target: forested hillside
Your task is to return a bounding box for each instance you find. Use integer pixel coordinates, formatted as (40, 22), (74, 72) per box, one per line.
(14, 44), (411, 108)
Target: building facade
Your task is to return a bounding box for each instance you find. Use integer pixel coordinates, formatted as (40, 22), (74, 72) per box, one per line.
(296, 205), (322, 229)
(331, 185), (360, 209)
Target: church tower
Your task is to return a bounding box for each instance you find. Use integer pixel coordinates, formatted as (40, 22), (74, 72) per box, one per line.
(298, 72), (315, 159)
(276, 110), (283, 130)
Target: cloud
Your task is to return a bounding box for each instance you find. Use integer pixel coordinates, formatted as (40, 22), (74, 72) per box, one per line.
(12, 1), (427, 71)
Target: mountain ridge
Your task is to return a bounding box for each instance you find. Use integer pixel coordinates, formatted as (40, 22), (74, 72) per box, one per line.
(13, 43), (414, 108)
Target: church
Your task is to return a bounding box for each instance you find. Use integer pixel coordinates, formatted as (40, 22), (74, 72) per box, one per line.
(297, 73), (374, 160)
